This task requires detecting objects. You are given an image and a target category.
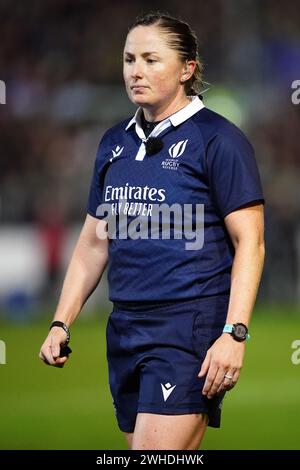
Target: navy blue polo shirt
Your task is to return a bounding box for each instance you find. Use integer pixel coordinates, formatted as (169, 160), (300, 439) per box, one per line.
(87, 96), (264, 302)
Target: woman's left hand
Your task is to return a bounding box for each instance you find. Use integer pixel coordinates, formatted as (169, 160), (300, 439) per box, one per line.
(198, 333), (246, 399)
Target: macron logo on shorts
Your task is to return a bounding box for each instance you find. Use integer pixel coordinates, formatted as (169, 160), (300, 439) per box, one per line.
(161, 382), (176, 401)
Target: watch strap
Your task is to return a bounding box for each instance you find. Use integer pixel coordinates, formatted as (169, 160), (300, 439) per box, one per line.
(223, 323), (250, 340)
(50, 321), (70, 343)
(223, 324), (233, 334)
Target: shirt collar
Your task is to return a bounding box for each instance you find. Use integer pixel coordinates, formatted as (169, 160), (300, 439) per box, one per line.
(125, 95), (204, 132)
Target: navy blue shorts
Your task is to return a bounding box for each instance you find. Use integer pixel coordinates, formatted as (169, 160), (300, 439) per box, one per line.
(105, 295), (229, 433)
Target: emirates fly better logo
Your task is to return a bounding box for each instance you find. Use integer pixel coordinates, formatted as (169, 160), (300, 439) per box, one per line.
(96, 138), (205, 250)
(162, 139), (188, 170)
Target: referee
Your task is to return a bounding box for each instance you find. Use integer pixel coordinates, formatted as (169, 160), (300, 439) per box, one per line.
(39, 12), (265, 450)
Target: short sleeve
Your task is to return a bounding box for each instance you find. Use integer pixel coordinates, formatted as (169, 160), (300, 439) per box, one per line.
(86, 139), (108, 220)
(206, 127), (265, 218)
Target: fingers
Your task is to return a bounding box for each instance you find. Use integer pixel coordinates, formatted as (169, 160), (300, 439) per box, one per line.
(203, 367), (226, 399)
(217, 370), (237, 394)
(201, 363), (218, 397)
(228, 370), (239, 389)
(51, 335), (61, 360)
(39, 344), (56, 365)
(199, 335), (244, 398)
(39, 349), (50, 365)
(198, 349), (211, 378)
(39, 345), (69, 367)
(52, 356), (69, 368)
(214, 369), (241, 396)
(39, 331), (70, 368)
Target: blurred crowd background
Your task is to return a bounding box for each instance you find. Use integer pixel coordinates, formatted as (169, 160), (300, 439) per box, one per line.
(1, 0), (300, 320)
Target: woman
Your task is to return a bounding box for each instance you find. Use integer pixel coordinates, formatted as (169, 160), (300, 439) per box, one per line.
(39, 13), (265, 450)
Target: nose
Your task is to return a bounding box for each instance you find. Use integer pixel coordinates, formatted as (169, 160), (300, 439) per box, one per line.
(131, 60), (144, 79)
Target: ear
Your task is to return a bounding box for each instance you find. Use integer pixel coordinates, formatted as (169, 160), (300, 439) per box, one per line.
(180, 60), (196, 83)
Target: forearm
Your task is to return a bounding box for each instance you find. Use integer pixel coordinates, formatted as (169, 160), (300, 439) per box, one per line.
(226, 239), (265, 326)
(53, 240), (108, 327)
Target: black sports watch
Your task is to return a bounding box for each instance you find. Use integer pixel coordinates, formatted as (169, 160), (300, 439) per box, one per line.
(223, 323), (250, 342)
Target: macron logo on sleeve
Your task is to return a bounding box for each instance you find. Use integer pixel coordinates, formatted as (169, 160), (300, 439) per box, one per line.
(161, 382), (176, 401)
(110, 145), (124, 162)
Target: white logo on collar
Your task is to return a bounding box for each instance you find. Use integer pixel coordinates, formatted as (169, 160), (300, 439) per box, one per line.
(168, 140), (188, 158)
(110, 145), (124, 162)
(161, 382), (176, 401)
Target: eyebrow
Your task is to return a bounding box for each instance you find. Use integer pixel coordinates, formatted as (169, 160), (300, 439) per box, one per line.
(124, 51), (159, 57)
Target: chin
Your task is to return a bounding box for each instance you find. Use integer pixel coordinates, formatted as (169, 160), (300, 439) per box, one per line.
(130, 95), (151, 107)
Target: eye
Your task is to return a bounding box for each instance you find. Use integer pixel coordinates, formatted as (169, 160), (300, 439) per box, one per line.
(124, 57), (134, 63)
(147, 59), (157, 64)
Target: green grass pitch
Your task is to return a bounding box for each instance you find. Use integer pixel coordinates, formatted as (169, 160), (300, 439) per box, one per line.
(0, 305), (299, 449)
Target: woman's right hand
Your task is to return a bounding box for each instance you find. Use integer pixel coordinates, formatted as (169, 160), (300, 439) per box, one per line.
(39, 327), (70, 368)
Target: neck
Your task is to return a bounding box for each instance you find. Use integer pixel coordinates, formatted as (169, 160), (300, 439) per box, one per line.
(142, 94), (191, 122)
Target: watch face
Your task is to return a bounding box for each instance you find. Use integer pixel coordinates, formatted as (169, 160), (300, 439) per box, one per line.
(233, 323), (248, 341)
